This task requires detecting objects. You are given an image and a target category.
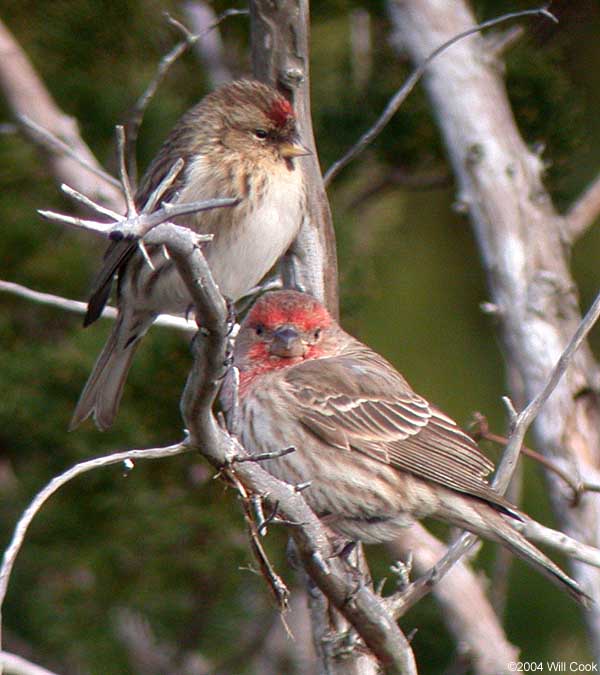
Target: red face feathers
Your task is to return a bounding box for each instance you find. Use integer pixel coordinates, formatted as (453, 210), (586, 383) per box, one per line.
(245, 290), (332, 334)
(234, 291), (338, 387)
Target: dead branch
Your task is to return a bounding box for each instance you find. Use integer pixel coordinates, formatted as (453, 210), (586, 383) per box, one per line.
(388, 0), (600, 658)
(565, 171), (600, 243)
(0, 281), (196, 332)
(383, 283), (600, 628)
(323, 7), (555, 188)
(0, 652), (61, 675)
(0, 18), (123, 210)
(387, 527), (519, 675)
(0, 443), (191, 651)
(168, 225), (417, 673)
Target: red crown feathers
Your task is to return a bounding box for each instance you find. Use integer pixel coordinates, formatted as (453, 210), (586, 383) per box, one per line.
(267, 97), (294, 127)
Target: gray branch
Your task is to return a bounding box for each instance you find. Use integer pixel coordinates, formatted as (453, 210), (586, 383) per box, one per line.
(388, 0), (600, 658)
(0, 18), (123, 210)
(250, 0), (339, 318)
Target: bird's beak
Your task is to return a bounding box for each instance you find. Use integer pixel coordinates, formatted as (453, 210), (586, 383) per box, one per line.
(280, 141), (312, 159)
(270, 325), (306, 358)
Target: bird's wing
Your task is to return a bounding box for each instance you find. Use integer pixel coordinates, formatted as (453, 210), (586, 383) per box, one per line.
(84, 144), (191, 327)
(284, 343), (514, 512)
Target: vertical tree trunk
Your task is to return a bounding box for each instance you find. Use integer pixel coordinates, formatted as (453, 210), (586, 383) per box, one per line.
(249, 0), (339, 318)
(249, 3), (383, 673)
(388, 0), (600, 656)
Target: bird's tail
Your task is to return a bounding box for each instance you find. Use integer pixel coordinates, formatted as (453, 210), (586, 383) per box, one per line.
(70, 313), (154, 431)
(465, 500), (591, 607)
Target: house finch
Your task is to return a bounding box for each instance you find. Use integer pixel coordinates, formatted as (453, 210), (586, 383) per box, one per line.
(230, 290), (588, 604)
(71, 80), (308, 431)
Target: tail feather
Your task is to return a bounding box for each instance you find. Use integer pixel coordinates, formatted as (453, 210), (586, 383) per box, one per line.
(479, 505), (591, 606)
(70, 314), (152, 431)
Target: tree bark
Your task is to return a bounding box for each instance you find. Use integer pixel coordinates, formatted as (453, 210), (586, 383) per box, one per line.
(249, 0), (339, 318)
(0, 18), (123, 211)
(388, 0), (600, 657)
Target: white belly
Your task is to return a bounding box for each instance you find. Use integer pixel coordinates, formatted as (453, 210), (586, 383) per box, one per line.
(177, 154), (305, 301)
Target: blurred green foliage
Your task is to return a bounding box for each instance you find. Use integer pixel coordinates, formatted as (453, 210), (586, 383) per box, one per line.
(1, 1), (599, 673)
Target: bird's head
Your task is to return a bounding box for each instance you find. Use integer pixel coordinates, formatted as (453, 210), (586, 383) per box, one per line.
(198, 80), (310, 165)
(235, 290), (339, 371)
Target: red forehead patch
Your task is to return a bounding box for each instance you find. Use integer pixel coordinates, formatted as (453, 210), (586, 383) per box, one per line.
(248, 291), (331, 332)
(267, 97), (294, 127)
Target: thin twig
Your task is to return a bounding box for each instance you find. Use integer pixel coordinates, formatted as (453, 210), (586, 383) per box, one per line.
(37, 210), (110, 235)
(323, 7), (556, 187)
(61, 184), (122, 221)
(565, 170), (600, 243)
(140, 158), (185, 213)
(514, 519), (600, 568)
(226, 469), (290, 610)
(469, 413), (583, 502)
(387, 284), (600, 619)
(116, 126), (136, 216)
(494, 285), (600, 492)
(124, 8), (249, 183)
(0, 443), (192, 648)
(232, 447), (296, 464)
(17, 115), (121, 189)
(0, 280), (196, 331)
(124, 39), (190, 185)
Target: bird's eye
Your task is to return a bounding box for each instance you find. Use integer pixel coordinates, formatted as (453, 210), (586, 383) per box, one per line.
(255, 324), (265, 336)
(313, 328), (322, 341)
(253, 129), (268, 140)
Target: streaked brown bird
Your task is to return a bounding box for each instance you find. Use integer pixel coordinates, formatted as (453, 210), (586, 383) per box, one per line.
(229, 290), (589, 604)
(71, 80), (309, 431)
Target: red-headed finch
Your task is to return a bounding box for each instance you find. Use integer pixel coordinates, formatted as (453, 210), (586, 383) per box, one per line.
(229, 290), (589, 604)
(71, 80), (309, 431)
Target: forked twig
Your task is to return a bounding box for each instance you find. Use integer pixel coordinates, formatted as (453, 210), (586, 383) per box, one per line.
(124, 9), (249, 184)
(469, 413), (588, 503)
(17, 114), (121, 189)
(386, 284), (600, 619)
(323, 7), (556, 187)
(226, 468), (290, 611)
(0, 443), (192, 649)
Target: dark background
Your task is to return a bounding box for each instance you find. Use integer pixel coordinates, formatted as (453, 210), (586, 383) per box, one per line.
(1, 1), (599, 672)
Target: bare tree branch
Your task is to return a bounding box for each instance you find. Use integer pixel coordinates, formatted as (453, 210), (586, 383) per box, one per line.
(39, 193), (236, 240)
(565, 171), (600, 243)
(494, 286), (600, 493)
(150, 208), (416, 671)
(250, 0), (339, 318)
(0, 443), (192, 651)
(0, 652), (61, 675)
(323, 7), (555, 188)
(10, 162), (416, 670)
(516, 519), (600, 568)
(387, 527), (519, 675)
(382, 283), (600, 639)
(388, 0), (600, 658)
(0, 18), (123, 210)
(0, 280), (196, 332)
